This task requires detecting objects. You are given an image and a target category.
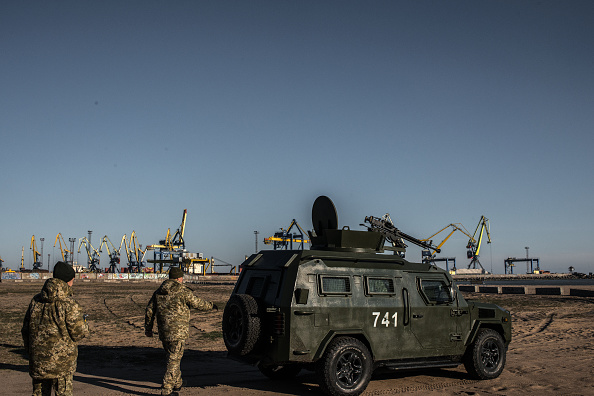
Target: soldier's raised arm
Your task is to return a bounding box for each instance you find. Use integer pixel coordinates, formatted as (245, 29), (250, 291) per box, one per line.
(184, 287), (216, 311)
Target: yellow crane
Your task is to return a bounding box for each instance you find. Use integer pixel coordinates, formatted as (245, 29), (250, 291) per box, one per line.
(421, 223), (474, 258)
(78, 237), (101, 272)
(54, 233), (72, 263)
(123, 231), (148, 272)
(100, 235), (125, 273)
(30, 235), (43, 270)
(264, 219), (310, 250)
(145, 209), (208, 274)
(467, 216), (492, 270)
(147, 209), (187, 251)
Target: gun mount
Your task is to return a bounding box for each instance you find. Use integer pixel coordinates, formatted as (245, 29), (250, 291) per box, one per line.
(363, 214), (441, 257)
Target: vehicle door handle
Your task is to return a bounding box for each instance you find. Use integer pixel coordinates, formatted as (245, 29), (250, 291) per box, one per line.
(294, 310), (314, 316)
(412, 314), (423, 319)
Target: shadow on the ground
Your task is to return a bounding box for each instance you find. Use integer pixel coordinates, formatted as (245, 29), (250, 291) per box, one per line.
(76, 346), (324, 395)
(6, 345), (472, 396)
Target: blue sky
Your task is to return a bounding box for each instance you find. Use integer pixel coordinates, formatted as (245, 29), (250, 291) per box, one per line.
(2, 1), (593, 274)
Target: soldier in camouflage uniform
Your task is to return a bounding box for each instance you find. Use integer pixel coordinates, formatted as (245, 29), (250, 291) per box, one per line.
(21, 261), (89, 396)
(145, 266), (217, 396)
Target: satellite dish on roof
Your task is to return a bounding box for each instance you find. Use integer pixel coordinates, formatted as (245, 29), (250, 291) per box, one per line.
(312, 196), (338, 235)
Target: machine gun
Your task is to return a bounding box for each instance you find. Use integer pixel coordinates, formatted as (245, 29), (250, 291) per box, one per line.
(363, 214), (440, 258)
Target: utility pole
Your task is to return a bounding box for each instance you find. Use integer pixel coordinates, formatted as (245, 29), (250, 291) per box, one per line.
(69, 238), (76, 266)
(39, 238), (44, 270)
(254, 231), (259, 253)
(88, 231), (92, 268)
(525, 246), (529, 274)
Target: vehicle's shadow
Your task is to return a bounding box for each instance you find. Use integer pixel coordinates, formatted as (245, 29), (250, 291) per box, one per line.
(75, 346), (324, 395)
(10, 345), (473, 396)
(372, 366), (472, 381)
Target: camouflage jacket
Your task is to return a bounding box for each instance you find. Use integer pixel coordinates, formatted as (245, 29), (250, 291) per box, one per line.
(145, 279), (213, 341)
(21, 278), (89, 379)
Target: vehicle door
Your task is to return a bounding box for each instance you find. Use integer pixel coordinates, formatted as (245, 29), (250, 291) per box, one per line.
(408, 273), (461, 354)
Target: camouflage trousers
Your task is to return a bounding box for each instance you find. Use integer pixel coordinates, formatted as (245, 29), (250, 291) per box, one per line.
(161, 339), (185, 395)
(32, 375), (73, 396)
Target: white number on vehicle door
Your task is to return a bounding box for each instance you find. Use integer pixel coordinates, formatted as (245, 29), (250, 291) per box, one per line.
(372, 312), (398, 327)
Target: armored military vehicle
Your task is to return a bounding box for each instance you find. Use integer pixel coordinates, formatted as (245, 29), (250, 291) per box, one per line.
(222, 196), (511, 396)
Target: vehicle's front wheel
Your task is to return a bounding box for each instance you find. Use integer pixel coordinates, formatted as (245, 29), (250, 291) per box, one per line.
(317, 337), (373, 396)
(258, 362), (302, 380)
(463, 328), (506, 379)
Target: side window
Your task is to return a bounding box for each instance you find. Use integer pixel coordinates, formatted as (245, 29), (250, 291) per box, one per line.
(319, 276), (351, 296)
(365, 277), (395, 295)
(419, 279), (453, 304)
(246, 276), (266, 298)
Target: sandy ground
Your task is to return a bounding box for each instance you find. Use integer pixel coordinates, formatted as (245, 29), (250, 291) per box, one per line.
(1, 280), (593, 396)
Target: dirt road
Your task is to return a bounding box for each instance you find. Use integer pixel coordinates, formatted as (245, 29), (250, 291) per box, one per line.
(2, 281), (593, 395)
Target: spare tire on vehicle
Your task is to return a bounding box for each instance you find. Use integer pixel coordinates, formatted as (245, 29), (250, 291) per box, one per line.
(222, 293), (261, 355)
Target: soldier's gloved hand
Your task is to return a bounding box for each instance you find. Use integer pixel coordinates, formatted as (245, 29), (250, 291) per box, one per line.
(145, 329), (153, 338)
(212, 303), (219, 311)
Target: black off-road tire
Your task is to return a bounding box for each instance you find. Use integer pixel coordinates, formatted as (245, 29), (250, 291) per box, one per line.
(463, 328), (506, 379)
(222, 294), (261, 355)
(316, 337), (373, 396)
(258, 362), (302, 380)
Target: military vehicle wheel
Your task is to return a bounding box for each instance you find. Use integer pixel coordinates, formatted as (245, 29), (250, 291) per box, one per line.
(317, 337), (373, 396)
(222, 294), (261, 355)
(463, 328), (506, 379)
(258, 362), (302, 380)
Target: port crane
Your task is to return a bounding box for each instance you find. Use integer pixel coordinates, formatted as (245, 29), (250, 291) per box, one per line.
(78, 237), (101, 272)
(264, 219), (310, 250)
(466, 215), (491, 270)
(419, 223), (474, 270)
(54, 233), (72, 263)
(124, 231), (148, 272)
(147, 209), (187, 252)
(100, 235), (125, 273)
(30, 235), (43, 270)
(146, 209), (208, 273)
(363, 214), (440, 258)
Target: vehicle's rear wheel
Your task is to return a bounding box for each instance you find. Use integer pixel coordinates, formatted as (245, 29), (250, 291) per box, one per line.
(222, 294), (261, 355)
(258, 362), (302, 380)
(317, 337), (373, 396)
(463, 328), (506, 379)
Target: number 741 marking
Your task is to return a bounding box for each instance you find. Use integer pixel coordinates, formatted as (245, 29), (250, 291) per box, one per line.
(372, 311), (398, 327)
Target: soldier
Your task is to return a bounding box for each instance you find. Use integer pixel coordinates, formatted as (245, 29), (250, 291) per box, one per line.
(145, 266), (217, 396)
(21, 261), (89, 396)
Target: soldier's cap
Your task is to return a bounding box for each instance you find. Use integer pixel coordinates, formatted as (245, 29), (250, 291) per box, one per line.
(53, 261), (75, 283)
(169, 266), (184, 279)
